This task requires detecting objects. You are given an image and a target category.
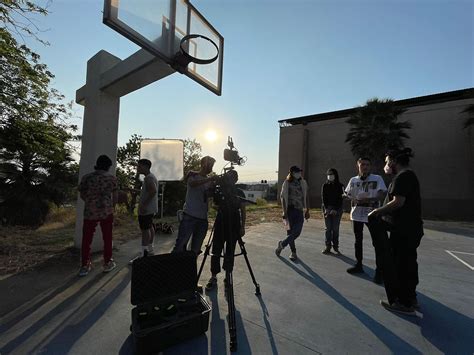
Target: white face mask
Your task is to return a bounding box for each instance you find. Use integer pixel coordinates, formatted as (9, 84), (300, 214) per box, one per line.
(292, 172), (301, 179)
(327, 175), (335, 181)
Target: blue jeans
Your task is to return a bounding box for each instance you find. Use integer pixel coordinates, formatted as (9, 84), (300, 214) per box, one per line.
(172, 214), (208, 254)
(324, 209), (342, 247)
(282, 207), (304, 252)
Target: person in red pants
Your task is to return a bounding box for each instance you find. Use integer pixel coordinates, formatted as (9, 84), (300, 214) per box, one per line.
(78, 155), (118, 276)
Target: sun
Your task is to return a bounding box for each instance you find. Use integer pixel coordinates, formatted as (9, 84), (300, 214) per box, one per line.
(205, 129), (217, 142)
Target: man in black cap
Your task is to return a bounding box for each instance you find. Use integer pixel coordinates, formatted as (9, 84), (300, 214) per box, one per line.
(276, 165), (310, 261)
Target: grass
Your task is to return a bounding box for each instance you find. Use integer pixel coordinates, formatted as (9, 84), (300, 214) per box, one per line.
(0, 202), (349, 276)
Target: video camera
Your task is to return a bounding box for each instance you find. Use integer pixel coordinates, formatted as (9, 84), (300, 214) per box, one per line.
(223, 136), (244, 166)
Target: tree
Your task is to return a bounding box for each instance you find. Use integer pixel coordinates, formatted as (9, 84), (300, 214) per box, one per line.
(0, 1), (78, 225)
(116, 134), (142, 213)
(461, 104), (474, 129)
(345, 98), (411, 174)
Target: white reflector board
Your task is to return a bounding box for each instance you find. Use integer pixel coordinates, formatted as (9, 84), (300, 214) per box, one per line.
(140, 139), (184, 181)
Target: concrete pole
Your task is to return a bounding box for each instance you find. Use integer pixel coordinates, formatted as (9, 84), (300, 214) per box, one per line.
(74, 51), (121, 250)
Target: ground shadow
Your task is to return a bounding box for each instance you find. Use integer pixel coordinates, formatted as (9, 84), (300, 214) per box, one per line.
(387, 293), (474, 354)
(280, 257), (422, 354)
(207, 286), (227, 355)
(118, 334), (134, 355)
(0, 270), (110, 354)
(256, 296), (278, 355)
(35, 268), (131, 353)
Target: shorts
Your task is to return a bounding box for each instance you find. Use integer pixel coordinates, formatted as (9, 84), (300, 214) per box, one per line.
(138, 214), (154, 230)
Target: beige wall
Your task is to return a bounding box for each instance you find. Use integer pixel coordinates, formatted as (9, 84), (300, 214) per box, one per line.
(278, 99), (474, 220)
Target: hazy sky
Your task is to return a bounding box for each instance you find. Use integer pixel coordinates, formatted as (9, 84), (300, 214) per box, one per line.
(23, 0), (473, 182)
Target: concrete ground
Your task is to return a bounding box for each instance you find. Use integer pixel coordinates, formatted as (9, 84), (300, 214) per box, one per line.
(0, 219), (473, 354)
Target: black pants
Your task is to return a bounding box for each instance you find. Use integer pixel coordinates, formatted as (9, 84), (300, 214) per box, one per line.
(368, 216), (422, 307)
(390, 230), (421, 306)
(352, 220), (383, 271)
(210, 217), (239, 275)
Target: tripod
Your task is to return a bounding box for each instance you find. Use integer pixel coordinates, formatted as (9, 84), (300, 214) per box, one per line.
(197, 195), (261, 352)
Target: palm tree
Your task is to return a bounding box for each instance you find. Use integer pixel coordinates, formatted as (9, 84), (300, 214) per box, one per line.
(462, 104), (474, 129)
(345, 98), (412, 174)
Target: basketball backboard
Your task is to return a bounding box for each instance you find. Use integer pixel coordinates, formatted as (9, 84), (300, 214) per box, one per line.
(103, 0), (223, 95)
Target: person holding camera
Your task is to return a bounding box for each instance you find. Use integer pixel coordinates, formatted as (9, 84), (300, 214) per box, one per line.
(368, 148), (423, 315)
(275, 165), (310, 261)
(321, 168), (345, 254)
(172, 156), (217, 254)
(205, 170), (247, 290)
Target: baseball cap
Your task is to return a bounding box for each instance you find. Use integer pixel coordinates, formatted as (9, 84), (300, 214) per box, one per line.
(289, 165), (302, 173)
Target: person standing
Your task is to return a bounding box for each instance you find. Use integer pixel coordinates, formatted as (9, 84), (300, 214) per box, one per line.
(78, 155), (118, 276)
(275, 165), (310, 261)
(137, 159), (158, 256)
(345, 157), (387, 283)
(321, 168), (344, 254)
(369, 148), (423, 315)
(172, 156), (217, 254)
(205, 170), (247, 290)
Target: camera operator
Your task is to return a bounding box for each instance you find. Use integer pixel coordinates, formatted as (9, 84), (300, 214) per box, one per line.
(205, 169), (246, 291)
(172, 156), (217, 254)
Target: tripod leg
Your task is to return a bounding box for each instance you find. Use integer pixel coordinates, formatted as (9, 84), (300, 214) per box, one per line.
(197, 226), (215, 282)
(237, 238), (261, 296)
(226, 270), (238, 352)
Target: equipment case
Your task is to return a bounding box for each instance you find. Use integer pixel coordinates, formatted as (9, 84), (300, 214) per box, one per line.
(130, 251), (211, 354)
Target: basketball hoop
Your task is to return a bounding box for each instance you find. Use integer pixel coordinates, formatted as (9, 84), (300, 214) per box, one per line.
(172, 34), (219, 73)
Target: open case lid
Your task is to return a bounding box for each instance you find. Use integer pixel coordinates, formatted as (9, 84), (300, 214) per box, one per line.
(131, 251), (197, 305)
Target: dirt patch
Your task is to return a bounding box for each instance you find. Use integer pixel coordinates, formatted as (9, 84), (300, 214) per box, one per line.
(0, 204), (345, 277)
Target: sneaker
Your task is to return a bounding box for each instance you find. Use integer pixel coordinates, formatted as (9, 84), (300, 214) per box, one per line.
(347, 264), (364, 274)
(275, 241), (283, 256)
(78, 263), (91, 277)
(380, 300), (416, 316)
(205, 277), (217, 291)
(322, 246), (331, 255)
(373, 270), (383, 285)
(289, 251), (297, 261)
(103, 260), (117, 273)
(411, 298), (421, 310)
(332, 246), (341, 255)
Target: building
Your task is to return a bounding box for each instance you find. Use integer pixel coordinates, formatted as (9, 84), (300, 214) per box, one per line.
(278, 88), (474, 220)
(236, 183), (270, 203)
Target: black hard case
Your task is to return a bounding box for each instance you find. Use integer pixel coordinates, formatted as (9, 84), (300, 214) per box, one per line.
(130, 252), (211, 354)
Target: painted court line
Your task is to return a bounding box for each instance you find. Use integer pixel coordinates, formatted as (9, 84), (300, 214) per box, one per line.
(445, 250), (474, 271)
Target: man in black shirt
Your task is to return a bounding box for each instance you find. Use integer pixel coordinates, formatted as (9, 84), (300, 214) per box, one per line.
(369, 148), (423, 316)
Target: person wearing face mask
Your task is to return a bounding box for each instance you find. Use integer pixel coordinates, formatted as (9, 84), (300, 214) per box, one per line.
(276, 165), (310, 261)
(368, 148), (423, 316)
(344, 157), (387, 283)
(321, 168), (345, 254)
(172, 155), (218, 254)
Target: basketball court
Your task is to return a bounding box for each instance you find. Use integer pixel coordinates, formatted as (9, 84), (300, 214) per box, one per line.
(1, 219), (473, 354)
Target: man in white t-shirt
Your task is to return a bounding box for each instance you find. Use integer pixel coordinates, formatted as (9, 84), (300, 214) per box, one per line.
(345, 157), (387, 282)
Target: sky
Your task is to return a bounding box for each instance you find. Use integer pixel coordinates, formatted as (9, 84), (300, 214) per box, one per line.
(21, 0), (473, 182)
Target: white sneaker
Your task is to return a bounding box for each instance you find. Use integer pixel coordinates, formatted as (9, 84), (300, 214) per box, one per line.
(103, 260), (117, 273)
